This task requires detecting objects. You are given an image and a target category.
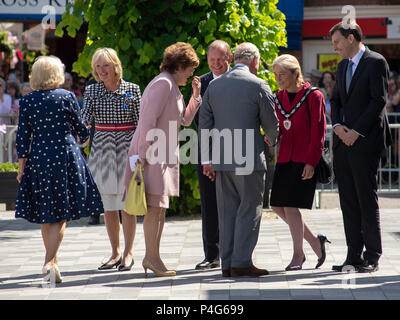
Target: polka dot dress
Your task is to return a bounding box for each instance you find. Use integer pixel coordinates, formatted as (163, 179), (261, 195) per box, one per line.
(15, 89), (104, 224)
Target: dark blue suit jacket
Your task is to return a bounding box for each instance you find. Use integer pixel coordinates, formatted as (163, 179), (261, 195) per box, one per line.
(331, 47), (391, 153)
(194, 71), (214, 129)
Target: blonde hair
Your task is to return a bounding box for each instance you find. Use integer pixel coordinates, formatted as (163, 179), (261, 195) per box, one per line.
(272, 54), (304, 86)
(29, 56), (65, 90)
(91, 48), (123, 82)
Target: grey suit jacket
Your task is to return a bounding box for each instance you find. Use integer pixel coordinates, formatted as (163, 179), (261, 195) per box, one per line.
(198, 65), (278, 173)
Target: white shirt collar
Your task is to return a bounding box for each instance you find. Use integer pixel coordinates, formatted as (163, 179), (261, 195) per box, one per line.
(349, 44), (365, 69)
(212, 66), (232, 79)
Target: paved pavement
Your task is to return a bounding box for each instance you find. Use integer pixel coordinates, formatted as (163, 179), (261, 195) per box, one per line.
(0, 207), (400, 301)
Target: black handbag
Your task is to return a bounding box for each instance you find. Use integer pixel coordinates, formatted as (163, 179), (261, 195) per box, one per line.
(304, 88), (334, 184)
(315, 148), (333, 184)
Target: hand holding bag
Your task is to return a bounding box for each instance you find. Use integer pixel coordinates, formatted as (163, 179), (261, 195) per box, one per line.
(125, 163), (147, 215)
(315, 147), (333, 184)
(304, 87), (334, 184)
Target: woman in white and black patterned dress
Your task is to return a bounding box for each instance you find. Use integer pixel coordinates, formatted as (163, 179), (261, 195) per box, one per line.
(83, 48), (141, 271)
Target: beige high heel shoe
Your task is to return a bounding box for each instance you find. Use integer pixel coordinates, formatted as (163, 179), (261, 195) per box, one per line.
(42, 265), (51, 279)
(42, 264), (62, 283)
(142, 258), (176, 277)
(53, 264), (63, 283)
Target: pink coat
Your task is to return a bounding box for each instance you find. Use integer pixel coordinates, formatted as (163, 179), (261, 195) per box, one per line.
(122, 72), (201, 199)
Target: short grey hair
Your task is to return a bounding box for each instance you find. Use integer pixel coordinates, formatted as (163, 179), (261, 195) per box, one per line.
(233, 42), (260, 65)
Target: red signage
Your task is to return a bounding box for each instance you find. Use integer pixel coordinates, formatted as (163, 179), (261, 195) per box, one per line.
(303, 18), (387, 39)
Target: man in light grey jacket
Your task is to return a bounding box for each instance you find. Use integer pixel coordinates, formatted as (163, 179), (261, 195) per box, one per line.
(199, 42), (279, 277)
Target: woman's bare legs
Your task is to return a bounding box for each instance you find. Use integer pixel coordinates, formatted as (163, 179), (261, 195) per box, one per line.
(284, 207), (306, 266)
(143, 206), (168, 271)
(156, 208), (167, 269)
(103, 211), (121, 264)
(41, 220), (66, 268)
(271, 206), (322, 265)
(120, 210), (136, 266)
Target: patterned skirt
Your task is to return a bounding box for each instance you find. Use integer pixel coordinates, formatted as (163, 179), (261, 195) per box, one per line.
(88, 128), (134, 211)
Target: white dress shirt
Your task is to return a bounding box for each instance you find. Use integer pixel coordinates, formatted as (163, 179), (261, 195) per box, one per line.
(333, 45), (366, 137)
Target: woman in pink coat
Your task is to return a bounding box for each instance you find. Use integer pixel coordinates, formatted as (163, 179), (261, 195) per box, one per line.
(123, 42), (201, 277)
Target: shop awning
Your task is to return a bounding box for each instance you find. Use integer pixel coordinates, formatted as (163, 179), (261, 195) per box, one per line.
(303, 18), (387, 39)
(0, 14), (63, 21)
(277, 0), (304, 50)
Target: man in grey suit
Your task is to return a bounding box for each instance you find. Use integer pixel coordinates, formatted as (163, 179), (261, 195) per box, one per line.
(199, 42), (279, 277)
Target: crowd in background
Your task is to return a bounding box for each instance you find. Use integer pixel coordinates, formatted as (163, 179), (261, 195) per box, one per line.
(0, 71), (88, 127)
(0, 71), (90, 163)
(1, 64), (400, 165)
(304, 68), (400, 127)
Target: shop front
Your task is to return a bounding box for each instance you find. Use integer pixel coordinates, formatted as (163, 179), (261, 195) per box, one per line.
(302, 4), (400, 76)
(0, 0), (85, 81)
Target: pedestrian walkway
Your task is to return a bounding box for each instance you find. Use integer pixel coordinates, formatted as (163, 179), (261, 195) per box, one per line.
(0, 208), (400, 300)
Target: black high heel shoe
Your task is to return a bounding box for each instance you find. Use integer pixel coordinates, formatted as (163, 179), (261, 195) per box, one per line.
(98, 257), (122, 270)
(118, 258), (134, 272)
(315, 234), (331, 269)
(285, 256), (306, 271)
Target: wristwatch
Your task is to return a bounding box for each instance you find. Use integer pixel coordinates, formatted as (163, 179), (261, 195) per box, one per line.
(194, 96), (201, 102)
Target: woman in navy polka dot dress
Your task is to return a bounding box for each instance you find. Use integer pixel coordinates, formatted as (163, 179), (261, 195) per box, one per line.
(15, 56), (104, 283)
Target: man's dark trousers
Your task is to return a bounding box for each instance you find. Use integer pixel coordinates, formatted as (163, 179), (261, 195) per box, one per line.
(331, 46), (391, 265)
(196, 164), (219, 262)
(195, 71), (219, 263)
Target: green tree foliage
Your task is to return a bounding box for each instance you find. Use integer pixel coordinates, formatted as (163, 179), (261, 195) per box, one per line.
(57, 0), (286, 216)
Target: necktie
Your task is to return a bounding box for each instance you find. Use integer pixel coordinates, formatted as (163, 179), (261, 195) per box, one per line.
(346, 60), (354, 93)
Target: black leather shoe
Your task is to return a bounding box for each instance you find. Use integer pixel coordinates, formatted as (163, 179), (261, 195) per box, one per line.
(195, 259), (220, 270)
(315, 235), (331, 269)
(98, 257), (122, 270)
(118, 258), (134, 272)
(358, 261), (379, 273)
(88, 215), (100, 225)
(332, 260), (363, 272)
(285, 256), (306, 272)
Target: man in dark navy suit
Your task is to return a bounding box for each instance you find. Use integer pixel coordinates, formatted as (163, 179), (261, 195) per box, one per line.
(330, 21), (391, 273)
(193, 40), (233, 270)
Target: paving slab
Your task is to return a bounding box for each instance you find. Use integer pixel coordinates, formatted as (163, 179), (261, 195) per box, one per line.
(0, 207), (400, 301)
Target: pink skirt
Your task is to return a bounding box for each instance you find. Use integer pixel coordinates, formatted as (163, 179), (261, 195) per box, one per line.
(146, 193), (169, 209)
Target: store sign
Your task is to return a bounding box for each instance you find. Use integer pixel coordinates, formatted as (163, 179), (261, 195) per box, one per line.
(0, 0), (73, 15)
(387, 17), (400, 39)
(318, 54), (341, 73)
(25, 23), (45, 50)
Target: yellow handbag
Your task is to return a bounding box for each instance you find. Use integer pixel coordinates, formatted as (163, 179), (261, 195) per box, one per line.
(125, 163), (147, 215)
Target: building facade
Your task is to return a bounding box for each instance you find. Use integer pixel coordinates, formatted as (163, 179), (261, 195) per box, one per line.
(0, 0), (85, 81)
(302, 0), (400, 75)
